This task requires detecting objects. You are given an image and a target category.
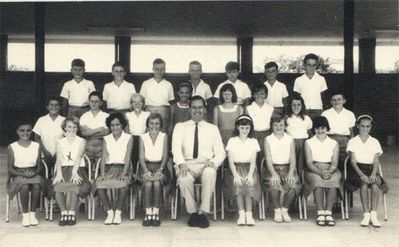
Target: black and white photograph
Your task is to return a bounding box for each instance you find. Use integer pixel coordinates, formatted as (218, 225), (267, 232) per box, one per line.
(0, 0), (398, 246)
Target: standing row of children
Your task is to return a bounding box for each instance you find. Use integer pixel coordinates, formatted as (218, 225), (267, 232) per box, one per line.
(7, 54), (387, 228)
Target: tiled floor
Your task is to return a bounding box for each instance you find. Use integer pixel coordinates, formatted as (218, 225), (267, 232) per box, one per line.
(0, 146), (398, 247)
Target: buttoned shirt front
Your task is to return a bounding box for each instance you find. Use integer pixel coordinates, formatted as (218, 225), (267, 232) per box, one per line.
(293, 73), (327, 110)
(264, 80), (289, 107)
(60, 79), (96, 107)
(172, 120), (225, 167)
(191, 80), (212, 100)
(322, 107), (356, 136)
(33, 114), (65, 156)
(140, 78), (175, 106)
(103, 80), (136, 110)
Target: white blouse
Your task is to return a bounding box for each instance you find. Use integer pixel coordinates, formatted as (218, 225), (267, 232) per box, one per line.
(306, 136), (337, 163)
(141, 132), (165, 162)
(104, 132), (132, 164)
(226, 137), (260, 163)
(286, 115), (313, 139)
(347, 135), (383, 164)
(58, 137), (85, 167)
(10, 141), (39, 168)
(266, 133), (293, 164)
(126, 111), (150, 136)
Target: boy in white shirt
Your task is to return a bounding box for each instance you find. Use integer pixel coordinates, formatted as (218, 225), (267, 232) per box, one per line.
(103, 61), (136, 114)
(60, 58), (96, 118)
(33, 97), (65, 172)
(80, 91), (110, 164)
(322, 91), (356, 171)
(293, 53), (328, 120)
(264, 62), (289, 116)
(140, 58), (175, 133)
(214, 61), (251, 107)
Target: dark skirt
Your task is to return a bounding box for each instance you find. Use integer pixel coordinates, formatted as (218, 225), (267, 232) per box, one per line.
(344, 163), (389, 194)
(136, 161), (172, 194)
(262, 164), (302, 195)
(54, 166), (92, 198)
(303, 162), (342, 197)
(224, 162), (262, 202)
(93, 163), (132, 194)
(7, 167), (50, 200)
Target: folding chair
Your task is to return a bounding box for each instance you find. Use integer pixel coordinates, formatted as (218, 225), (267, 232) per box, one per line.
(343, 156), (388, 221)
(6, 159), (50, 223)
(260, 158), (303, 220)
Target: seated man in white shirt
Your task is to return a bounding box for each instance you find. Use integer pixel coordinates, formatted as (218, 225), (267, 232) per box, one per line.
(172, 96), (225, 228)
(80, 91), (110, 164)
(103, 61), (136, 114)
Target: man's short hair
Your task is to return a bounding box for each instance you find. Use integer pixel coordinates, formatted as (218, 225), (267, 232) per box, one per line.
(112, 61), (125, 71)
(303, 53), (319, 64)
(71, 58), (85, 68)
(88, 91), (102, 101)
(189, 95), (206, 108)
(264, 61), (278, 70)
(153, 58), (166, 66)
(225, 61), (240, 72)
(189, 60), (202, 67)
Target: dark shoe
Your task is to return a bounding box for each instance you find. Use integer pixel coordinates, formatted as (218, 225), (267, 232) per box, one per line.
(198, 214), (209, 228)
(53, 204), (61, 214)
(152, 214), (161, 226)
(58, 215), (68, 226)
(332, 203), (341, 213)
(79, 203), (86, 213)
(142, 214), (152, 227)
(188, 213), (199, 227)
(67, 215), (76, 226)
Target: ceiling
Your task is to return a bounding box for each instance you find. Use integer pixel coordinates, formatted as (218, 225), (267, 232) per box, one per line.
(1, 1), (398, 42)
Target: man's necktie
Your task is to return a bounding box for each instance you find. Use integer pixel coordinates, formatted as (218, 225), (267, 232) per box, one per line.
(193, 123), (198, 159)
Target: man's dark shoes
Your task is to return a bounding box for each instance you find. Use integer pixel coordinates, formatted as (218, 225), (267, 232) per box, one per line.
(198, 214), (209, 228)
(188, 213), (199, 227)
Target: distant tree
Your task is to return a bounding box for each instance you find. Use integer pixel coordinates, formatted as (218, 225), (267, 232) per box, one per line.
(7, 64), (30, 71)
(394, 60), (399, 73)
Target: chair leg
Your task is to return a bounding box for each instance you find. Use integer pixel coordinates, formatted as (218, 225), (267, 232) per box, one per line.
(49, 198), (53, 221)
(173, 188), (179, 220)
(340, 199), (345, 220)
(92, 194), (96, 220)
(344, 189), (349, 220)
(40, 193), (43, 212)
(221, 189), (224, 220)
(298, 196), (303, 220)
(6, 194), (10, 223)
(383, 194), (388, 221)
(213, 190), (217, 221)
(44, 197), (49, 220)
(17, 193), (21, 214)
(87, 196), (91, 220)
(303, 196), (307, 220)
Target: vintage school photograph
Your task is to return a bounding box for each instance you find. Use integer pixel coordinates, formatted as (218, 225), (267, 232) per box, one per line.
(0, 0), (398, 246)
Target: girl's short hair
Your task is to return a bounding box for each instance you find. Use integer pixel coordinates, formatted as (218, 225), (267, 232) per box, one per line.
(250, 83), (268, 100)
(131, 93), (145, 106)
(106, 112), (127, 129)
(356, 115), (374, 125)
(312, 116), (330, 132)
(287, 94), (307, 119)
(233, 114), (255, 138)
(146, 113), (163, 129)
(270, 114), (287, 129)
(16, 119), (32, 130)
(61, 117), (80, 131)
(219, 84), (237, 104)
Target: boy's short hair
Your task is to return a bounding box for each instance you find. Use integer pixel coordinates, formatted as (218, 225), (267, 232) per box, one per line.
(153, 58), (166, 66)
(219, 83), (238, 104)
(178, 82), (193, 92)
(329, 90), (346, 99)
(251, 83), (268, 97)
(303, 53), (319, 64)
(89, 91), (102, 101)
(71, 58), (85, 68)
(61, 117), (80, 131)
(189, 95), (206, 108)
(106, 112), (127, 129)
(146, 113), (163, 129)
(131, 93), (145, 105)
(225, 61), (240, 72)
(312, 116), (330, 131)
(270, 114), (287, 129)
(46, 96), (61, 106)
(264, 61), (278, 70)
(189, 60), (202, 67)
(112, 61), (125, 71)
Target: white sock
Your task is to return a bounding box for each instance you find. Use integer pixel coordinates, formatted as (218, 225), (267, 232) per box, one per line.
(69, 210), (75, 216)
(145, 208), (153, 215)
(153, 207), (159, 215)
(324, 210), (332, 215)
(61, 210), (68, 216)
(282, 207), (288, 212)
(317, 210), (325, 215)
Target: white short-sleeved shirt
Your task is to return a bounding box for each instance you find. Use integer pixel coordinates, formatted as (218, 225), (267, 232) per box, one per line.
(293, 73), (327, 110)
(141, 132), (165, 162)
(103, 81), (136, 110)
(214, 80), (251, 103)
(104, 132), (132, 164)
(79, 110), (109, 129)
(60, 79), (96, 107)
(126, 111), (150, 135)
(266, 133), (293, 164)
(140, 78), (175, 106)
(347, 135), (383, 164)
(58, 136), (85, 167)
(321, 108), (356, 136)
(306, 136), (337, 163)
(286, 115), (313, 139)
(246, 102), (274, 131)
(226, 137), (260, 163)
(10, 141), (40, 168)
(192, 80), (212, 100)
(33, 114), (65, 156)
(264, 81), (289, 107)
